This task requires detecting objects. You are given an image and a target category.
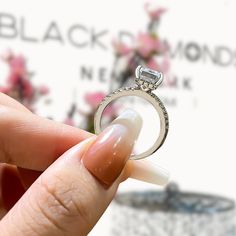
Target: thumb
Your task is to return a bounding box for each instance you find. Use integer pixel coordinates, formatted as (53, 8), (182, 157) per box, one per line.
(0, 109), (142, 236)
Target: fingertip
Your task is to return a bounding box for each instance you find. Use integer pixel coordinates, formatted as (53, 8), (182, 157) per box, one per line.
(60, 135), (97, 161)
(127, 160), (170, 186)
(82, 109), (142, 187)
(118, 161), (134, 183)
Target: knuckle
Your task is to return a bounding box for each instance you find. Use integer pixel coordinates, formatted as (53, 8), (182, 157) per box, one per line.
(38, 174), (72, 215)
(37, 172), (92, 225)
(29, 178), (69, 234)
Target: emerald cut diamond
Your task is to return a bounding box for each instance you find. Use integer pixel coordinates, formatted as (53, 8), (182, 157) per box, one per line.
(135, 65), (163, 91)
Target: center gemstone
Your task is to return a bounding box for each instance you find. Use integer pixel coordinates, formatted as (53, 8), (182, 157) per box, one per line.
(135, 65), (163, 91)
(139, 68), (161, 84)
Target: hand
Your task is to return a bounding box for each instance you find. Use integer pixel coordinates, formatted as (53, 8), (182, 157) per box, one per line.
(0, 92), (139, 236)
(0, 92), (169, 236)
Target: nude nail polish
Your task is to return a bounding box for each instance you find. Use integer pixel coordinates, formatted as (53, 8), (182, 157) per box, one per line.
(129, 160), (170, 186)
(82, 109), (142, 186)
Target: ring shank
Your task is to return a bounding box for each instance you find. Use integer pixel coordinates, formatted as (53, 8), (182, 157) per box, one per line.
(94, 87), (169, 160)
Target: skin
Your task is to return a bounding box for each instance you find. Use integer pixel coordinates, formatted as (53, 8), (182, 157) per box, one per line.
(82, 124), (136, 186)
(0, 92), (134, 236)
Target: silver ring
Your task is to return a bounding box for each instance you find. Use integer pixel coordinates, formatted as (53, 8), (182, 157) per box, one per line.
(94, 65), (169, 160)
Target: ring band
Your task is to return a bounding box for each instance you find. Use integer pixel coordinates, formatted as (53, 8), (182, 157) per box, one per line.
(94, 65), (169, 160)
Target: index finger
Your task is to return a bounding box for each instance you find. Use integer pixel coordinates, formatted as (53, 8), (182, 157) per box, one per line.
(0, 105), (92, 170)
(0, 92), (31, 113)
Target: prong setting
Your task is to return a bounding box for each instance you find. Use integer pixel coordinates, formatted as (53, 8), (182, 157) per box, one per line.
(135, 65), (163, 91)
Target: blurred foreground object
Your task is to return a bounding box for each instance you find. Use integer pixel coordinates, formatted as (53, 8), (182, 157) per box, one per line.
(111, 183), (236, 236)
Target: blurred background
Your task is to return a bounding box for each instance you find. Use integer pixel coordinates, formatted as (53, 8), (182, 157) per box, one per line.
(0, 0), (236, 235)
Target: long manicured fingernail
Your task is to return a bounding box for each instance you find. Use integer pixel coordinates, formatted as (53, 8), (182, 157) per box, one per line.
(82, 109), (142, 186)
(129, 160), (170, 186)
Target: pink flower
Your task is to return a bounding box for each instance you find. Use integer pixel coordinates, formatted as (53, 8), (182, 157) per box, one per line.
(64, 118), (75, 126)
(1, 50), (51, 112)
(159, 40), (169, 54)
(9, 55), (26, 77)
(0, 86), (11, 94)
(38, 85), (49, 95)
(22, 79), (34, 99)
(136, 33), (161, 58)
(147, 58), (159, 70)
(85, 92), (105, 109)
(145, 3), (166, 21)
(6, 54), (27, 87)
(103, 104), (120, 117)
(7, 73), (20, 85)
(85, 91), (119, 116)
(1, 49), (13, 62)
(147, 56), (170, 73)
(160, 55), (170, 74)
(112, 40), (132, 56)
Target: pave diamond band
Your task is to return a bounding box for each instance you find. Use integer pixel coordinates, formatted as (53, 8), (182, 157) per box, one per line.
(94, 65), (169, 160)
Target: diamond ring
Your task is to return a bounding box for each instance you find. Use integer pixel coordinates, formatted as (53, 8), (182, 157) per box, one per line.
(94, 65), (169, 160)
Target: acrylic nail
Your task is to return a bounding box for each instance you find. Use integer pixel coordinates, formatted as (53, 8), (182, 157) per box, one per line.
(82, 109), (142, 186)
(129, 159), (170, 186)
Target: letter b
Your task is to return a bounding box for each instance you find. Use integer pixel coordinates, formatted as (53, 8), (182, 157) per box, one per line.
(0, 13), (17, 39)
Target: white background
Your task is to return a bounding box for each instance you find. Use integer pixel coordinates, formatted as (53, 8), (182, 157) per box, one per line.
(0, 0), (236, 235)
